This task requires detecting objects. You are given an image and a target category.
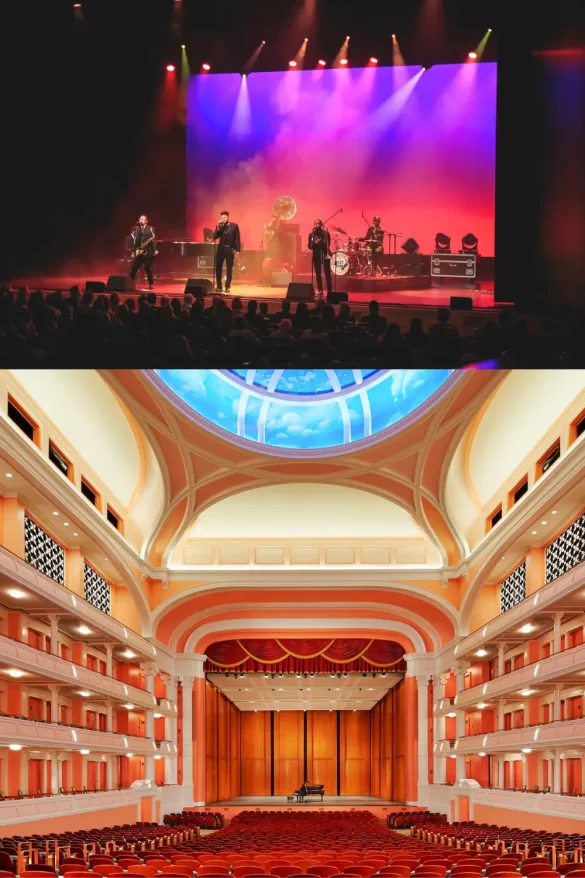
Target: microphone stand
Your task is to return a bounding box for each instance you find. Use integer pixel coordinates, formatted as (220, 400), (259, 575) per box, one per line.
(321, 209), (343, 301)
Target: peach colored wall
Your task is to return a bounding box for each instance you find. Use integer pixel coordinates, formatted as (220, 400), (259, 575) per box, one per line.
(110, 587), (143, 635)
(473, 803), (585, 833)
(3, 803), (140, 835)
(468, 582), (499, 633)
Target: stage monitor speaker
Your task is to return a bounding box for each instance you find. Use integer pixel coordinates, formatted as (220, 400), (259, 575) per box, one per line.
(185, 277), (213, 296)
(84, 281), (106, 293)
(450, 296), (473, 311)
(286, 282), (314, 302)
(106, 275), (135, 292)
(327, 291), (348, 304)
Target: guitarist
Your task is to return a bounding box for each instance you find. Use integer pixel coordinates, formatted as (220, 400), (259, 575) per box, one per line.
(130, 215), (156, 289)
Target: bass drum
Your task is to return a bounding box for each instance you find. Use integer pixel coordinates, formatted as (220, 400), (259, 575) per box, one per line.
(331, 250), (349, 276)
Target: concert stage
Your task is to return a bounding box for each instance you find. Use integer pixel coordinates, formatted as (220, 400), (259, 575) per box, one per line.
(197, 796), (419, 821)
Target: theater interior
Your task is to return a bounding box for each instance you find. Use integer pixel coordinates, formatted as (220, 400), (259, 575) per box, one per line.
(1, 368), (585, 867)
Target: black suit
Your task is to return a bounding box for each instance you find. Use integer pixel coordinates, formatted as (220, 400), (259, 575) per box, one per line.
(308, 228), (332, 294)
(214, 221), (241, 290)
(130, 224), (156, 286)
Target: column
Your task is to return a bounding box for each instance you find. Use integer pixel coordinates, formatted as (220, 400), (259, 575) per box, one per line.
(432, 674), (447, 784)
(49, 616), (60, 656)
(453, 664), (468, 781)
(180, 675), (195, 802)
(498, 755), (505, 789)
(553, 751), (561, 794)
(105, 702), (113, 733)
(498, 645), (505, 677)
(553, 613), (564, 654)
(106, 755), (115, 790)
(49, 685), (60, 724)
(20, 750), (29, 794)
(497, 699), (505, 731)
(143, 668), (155, 781)
(416, 676), (430, 791)
(193, 655), (207, 806)
(561, 757), (567, 795)
(165, 677), (178, 785)
(521, 754), (528, 788)
(50, 754), (60, 795)
(105, 645), (113, 677)
(553, 686), (562, 722)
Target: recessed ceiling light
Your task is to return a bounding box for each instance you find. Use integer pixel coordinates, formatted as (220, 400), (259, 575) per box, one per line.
(79, 749), (90, 755)
(501, 556), (505, 560)
(532, 531), (537, 535)
(519, 689), (535, 696)
(519, 624), (535, 633)
(449, 755), (457, 759)
(123, 703), (135, 710)
(476, 649), (488, 657)
(521, 748), (532, 753)
(476, 702), (488, 709)
(9, 744), (22, 751)
(126, 753), (133, 757)
(53, 511), (59, 516)
(78, 691), (91, 697)
(78, 625), (91, 635)
(552, 510), (557, 515)
(153, 713), (163, 718)
(73, 532), (79, 536)
(7, 588), (26, 599)
(478, 751), (486, 757)
(542, 521), (547, 525)
(63, 522), (69, 527)
(154, 754), (162, 760)
(5, 473), (13, 478)
(446, 712), (457, 718)
(7, 669), (24, 678)
(123, 650), (136, 658)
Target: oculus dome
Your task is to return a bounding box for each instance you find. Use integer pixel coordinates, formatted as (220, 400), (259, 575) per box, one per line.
(155, 369), (453, 452)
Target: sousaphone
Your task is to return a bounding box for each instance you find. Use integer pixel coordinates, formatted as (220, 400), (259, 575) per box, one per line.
(264, 195), (297, 245)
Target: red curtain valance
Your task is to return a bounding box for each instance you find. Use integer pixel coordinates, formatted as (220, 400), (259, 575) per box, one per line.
(204, 638), (405, 673)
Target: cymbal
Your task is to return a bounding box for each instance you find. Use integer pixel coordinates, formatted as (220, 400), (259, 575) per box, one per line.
(333, 226), (347, 234)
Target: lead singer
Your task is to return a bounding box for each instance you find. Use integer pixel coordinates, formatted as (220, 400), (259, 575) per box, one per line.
(308, 219), (332, 298)
(213, 210), (241, 293)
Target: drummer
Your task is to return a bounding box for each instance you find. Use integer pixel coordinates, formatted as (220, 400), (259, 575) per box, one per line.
(363, 216), (384, 275)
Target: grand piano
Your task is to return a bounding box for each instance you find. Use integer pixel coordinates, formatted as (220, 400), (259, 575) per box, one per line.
(294, 782), (325, 801)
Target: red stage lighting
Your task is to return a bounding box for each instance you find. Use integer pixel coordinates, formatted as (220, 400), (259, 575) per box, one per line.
(289, 60), (297, 67)
(369, 57), (378, 64)
(340, 58), (348, 65)
(202, 63), (211, 71)
(468, 51), (477, 59)
(318, 59), (326, 66)
(166, 64), (175, 72)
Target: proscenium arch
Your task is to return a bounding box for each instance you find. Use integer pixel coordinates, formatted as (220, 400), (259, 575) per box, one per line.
(185, 617), (426, 655)
(158, 478), (451, 569)
(169, 602), (442, 654)
(150, 577), (461, 642)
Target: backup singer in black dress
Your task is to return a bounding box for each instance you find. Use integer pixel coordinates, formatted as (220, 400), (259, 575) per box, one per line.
(129, 215), (156, 288)
(308, 219), (332, 297)
(213, 210), (241, 293)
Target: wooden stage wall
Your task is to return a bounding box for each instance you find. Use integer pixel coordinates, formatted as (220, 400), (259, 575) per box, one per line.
(206, 680), (406, 801)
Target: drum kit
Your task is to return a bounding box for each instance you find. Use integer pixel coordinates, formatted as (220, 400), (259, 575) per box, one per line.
(329, 227), (382, 277)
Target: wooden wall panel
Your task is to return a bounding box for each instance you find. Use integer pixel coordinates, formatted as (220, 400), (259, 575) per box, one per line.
(392, 681), (406, 802)
(307, 711), (338, 793)
(205, 680), (218, 804)
(370, 701), (381, 798)
(217, 690), (231, 801)
(230, 701), (241, 797)
(240, 711), (271, 795)
(273, 710), (304, 795)
(340, 710), (370, 795)
(381, 687), (394, 800)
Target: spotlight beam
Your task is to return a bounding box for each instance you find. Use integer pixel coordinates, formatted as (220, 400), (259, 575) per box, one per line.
(243, 40), (266, 75)
(472, 28), (493, 61)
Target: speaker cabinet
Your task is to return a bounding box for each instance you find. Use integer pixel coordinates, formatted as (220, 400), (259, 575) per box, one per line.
(185, 277), (213, 296)
(84, 281), (106, 293)
(450, 296), (473, 311)
(106, 275), (135, 292)
(327, 291), (349, 304)
(286, 282), (315, 302)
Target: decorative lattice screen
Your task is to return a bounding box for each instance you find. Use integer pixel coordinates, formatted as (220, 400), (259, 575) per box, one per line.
(84, 562), (111, 615)
(24, 515), (65, 584)
(500, 560), (527, 613)
(545, 513), (585, 584)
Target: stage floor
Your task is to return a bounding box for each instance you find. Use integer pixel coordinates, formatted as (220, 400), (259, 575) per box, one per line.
(207, 795), (401, 808)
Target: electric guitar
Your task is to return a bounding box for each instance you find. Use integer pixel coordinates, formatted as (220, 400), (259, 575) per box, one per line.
(132, 234), (155, 257)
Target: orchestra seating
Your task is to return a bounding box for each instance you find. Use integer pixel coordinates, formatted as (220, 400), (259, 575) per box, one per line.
(2, 814), (585, 878)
